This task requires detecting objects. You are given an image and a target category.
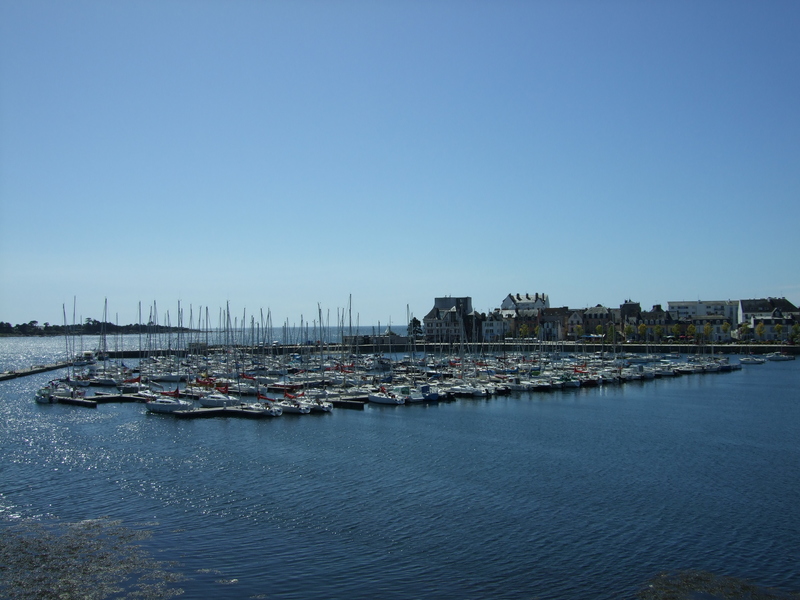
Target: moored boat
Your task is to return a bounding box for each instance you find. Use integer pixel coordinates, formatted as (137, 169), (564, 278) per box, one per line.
(368, 385), (407, 404)
(766, 352), (795, 361)
(199, 392), (241, 408)
(145, 396), (193, 414)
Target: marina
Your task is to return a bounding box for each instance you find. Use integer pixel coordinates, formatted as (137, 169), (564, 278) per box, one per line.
(19, 336), (792, 418)
(1, 335), (799, 599)
(3, 0), (799, 596)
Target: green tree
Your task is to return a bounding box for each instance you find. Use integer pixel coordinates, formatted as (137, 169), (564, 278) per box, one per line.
(407, 317), (422, 338)
(638, 323), (647, 341)
(739, 322), (751, 341)
(672, 323), (681, 339)
(722, 321), (731, 340)
(596, 324), (604, 336)
(606, 323), (616, 342)
(755, 321), (766, 340)
(703, 322), (712, 343)
(774, 323), (783, 343)
(655, 325), (663, 341)
(519, 323), (530, 338)
(624, 324), (634, 341)
(686, 324), (697, 341)
(791, 323), (800, 344)
(575, 325), (584, 339)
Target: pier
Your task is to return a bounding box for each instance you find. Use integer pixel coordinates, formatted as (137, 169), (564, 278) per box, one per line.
(55, 396), (98, 408)
(172, 406), (281, 419)
(90, 341), (800, 359)
(0, 362), (71, 382)
(91, 392), (146, 404)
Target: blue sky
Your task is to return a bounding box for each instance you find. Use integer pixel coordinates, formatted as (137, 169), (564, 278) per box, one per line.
(1, 1), (798, 328)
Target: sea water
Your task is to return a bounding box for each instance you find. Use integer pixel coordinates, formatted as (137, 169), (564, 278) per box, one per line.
(1, 337), (799, 599)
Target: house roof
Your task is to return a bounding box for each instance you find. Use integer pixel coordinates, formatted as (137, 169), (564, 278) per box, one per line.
(741, 297), (799, 314)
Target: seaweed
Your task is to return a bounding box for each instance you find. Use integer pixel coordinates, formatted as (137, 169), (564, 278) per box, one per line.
(0, 517), (184, 599)
(638, 570), (800, 600)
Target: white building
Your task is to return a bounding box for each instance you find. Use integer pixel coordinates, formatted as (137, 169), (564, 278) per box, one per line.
(739, 298), (799, 324)
(482, 311), (509, 342)
(667, 300), (738, 327)
(498, 293), (549, 320)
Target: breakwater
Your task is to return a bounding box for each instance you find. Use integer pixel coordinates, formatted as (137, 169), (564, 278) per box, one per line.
(96, 341), (798, 359)
(0, 361), (72, 381)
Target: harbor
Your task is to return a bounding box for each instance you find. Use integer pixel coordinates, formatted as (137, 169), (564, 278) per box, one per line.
(2, 334), (799, 600)
(23, 335), (796, 417)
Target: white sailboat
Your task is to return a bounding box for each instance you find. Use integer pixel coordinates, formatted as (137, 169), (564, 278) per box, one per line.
(368, 385), (407, 405)
(145, 395), (192, 414)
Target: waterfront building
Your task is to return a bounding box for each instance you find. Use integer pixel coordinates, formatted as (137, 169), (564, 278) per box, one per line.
(738, 297), (799, 325)
(423, 297), (474, 343)
(638, 305), (678, 342)
(688, 314), (734, 343)
(744, 308), (797, 343)
(567, 310), (586, 340)
(668, 300), (739, 327)
(499, 293), (549, 314)
(582, 305), (613, 336)
(481, 311), (509, 342)
(619, 300), (642, 339)
(539, 307), (572, 341)
(494, 293), (550, 338)
(619, 300), (641, 323)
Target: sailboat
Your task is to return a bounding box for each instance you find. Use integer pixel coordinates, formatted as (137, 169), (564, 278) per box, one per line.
(145, 393), (192, 414)
(145, 302), (193, 414)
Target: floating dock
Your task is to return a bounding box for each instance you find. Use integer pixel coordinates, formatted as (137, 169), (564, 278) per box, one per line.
(56, 396), (98, 409)
(171, 406), (279, 419)
(0, 362), (71, 382)
(91, 392), (144, 404)
(331, 398), (366, 410)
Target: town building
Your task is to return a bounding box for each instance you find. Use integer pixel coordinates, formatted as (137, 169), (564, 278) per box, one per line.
(423, 297), (474, 343)
(482, 311), (509, 342)
(638, 305), (677, 342)
(667, 300), (738, 327)
(736, 298), (799, 342)
(499, 293), (549, 316)
(567, 310), (586, 340)
(738, 297), (799, 324)
(495, 293), (550, 338)
(539, 307), (571, 341)
(582, 305), (613, 336)
(687, 314), (734, 343)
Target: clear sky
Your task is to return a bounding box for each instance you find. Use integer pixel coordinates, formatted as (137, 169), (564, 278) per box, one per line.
(1, 0), (798, 328)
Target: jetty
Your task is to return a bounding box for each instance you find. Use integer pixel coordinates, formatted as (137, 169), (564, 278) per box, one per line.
(330, 398), (366, 410)
(171, 406), (280, 419)
(0, 362), (71, 382)
(55, 396), (98, 408)
(91, 392), (145, 404)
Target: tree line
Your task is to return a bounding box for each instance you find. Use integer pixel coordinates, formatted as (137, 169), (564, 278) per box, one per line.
(0, 319), (194, 336)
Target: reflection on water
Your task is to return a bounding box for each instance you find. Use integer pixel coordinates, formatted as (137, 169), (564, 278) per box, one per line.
(2, 337), (800, 599)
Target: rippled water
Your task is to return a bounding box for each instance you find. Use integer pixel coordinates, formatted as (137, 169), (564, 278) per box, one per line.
(2, 338), (799, 599)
